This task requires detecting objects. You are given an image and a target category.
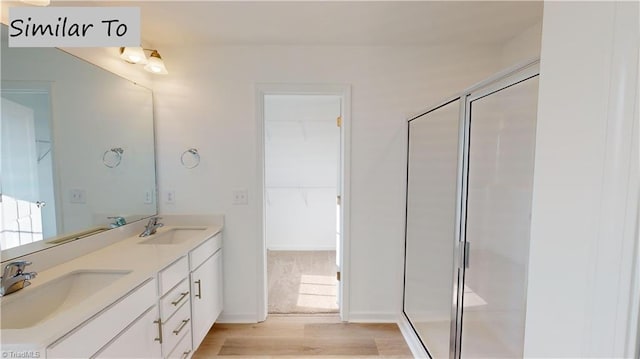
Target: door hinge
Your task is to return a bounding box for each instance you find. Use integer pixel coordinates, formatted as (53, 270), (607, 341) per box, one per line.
(337, 195), (341, 205)
(336, 116), (342, 128)
(336, 271), (341, 281)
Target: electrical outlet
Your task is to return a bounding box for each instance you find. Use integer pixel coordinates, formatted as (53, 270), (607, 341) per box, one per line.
(144, 190), (154, 204)
(70, 189), (86, 204)
(233, 189), (248, 205)
(165, 190), (175, 204)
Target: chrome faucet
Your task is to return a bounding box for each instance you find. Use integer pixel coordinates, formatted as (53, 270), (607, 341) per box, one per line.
(140, 216), (163, 237)
(108, 216), (127, 228)
(0, 261), (37, 296)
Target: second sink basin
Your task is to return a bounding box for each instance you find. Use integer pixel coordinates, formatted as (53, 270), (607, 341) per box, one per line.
(138, 227), (207, 245)
(1, 269), (131, 329)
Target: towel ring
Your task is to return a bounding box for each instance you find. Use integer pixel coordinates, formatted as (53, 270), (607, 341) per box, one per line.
(181, 148), (200, 169)
(103, 147), (124, 168)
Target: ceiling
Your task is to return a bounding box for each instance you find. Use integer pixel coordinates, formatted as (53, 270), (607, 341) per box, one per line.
(11, 1), (544, 47)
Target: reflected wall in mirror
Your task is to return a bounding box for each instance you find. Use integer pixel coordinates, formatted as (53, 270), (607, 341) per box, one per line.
(403, 99), (460, 358)
(0, 25), (157, 254)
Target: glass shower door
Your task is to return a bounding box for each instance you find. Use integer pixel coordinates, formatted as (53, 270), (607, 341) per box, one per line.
(404, 99), (461, 358)
(460, 75), (539, 358)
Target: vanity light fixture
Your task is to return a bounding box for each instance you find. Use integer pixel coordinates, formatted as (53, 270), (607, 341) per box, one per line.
(119, 47), (169, 75)
(19, 0), (50, 6)
(143, 50), (168, 75)
(119, 47), (148, 64)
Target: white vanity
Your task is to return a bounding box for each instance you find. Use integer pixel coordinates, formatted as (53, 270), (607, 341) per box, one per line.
(0, 216), (223, 359)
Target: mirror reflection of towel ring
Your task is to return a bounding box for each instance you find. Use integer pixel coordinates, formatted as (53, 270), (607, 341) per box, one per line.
(103, 147), (124, 168)
(181, 148), (200, 169)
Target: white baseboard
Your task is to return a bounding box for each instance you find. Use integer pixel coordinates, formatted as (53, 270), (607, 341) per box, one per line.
(398, 313), (430, 358)
(347, 311), (398, 323)
(216, 312), (259, 323)
(267, 246), (336, 251)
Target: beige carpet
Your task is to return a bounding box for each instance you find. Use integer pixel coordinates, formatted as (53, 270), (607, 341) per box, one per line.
(268, 250), (339, 314)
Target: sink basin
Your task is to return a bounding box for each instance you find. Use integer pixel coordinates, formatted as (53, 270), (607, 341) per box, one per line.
(1, 270), (130, 329)
(138, 227), (207, 245)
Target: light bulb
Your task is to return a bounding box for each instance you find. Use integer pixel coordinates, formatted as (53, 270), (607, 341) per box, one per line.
(119, 47), (148, 64)
(143, 50), (168, 75)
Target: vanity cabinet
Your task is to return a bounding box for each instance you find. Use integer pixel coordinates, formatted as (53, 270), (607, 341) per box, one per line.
(190, 234), (223, 349)
(40, 231), (222, 359)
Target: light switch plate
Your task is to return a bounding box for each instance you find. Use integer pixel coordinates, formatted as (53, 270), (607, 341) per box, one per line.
(233, 189), (248, 205)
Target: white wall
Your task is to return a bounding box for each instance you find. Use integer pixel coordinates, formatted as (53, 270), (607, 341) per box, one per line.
(265, 95), (340, 251)
(524, 2), (639, 357)
(500, 21), (542, 68)
(152, 43), (503, 321)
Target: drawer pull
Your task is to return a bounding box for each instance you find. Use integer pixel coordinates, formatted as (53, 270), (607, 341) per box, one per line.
(173, 318), (191, 335)
(153, 319), (163, 344)
(171, 291), (190, 306)
(195, 279), (202, 299)
(181, 350), (192, 359)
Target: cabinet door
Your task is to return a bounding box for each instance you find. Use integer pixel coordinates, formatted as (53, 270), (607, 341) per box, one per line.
(191, 250), (223, 349)
(96, 305), (162, 358)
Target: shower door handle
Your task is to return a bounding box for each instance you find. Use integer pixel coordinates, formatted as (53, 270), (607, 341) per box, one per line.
(464, 242), (470, 269)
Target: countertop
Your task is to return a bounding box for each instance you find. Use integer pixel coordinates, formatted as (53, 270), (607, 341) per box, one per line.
(0, 223), (222, 352)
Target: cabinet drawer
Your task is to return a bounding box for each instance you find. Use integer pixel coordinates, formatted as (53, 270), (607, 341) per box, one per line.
(167, 329), (193, 359)
(160, 279), (190, 320)
(162, 301), (191, 356)
(94, 305), (162, 358)
(189, 233), (221, 271)
(47, 278), (156, 359)
(159, 256), (188, 296)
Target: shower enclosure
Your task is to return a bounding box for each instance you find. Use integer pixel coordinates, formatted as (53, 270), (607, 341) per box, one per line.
(403, 61), (539, 358)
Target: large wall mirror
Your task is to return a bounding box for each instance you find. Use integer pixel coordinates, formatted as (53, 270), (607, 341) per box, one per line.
(0, 25), (157, 259)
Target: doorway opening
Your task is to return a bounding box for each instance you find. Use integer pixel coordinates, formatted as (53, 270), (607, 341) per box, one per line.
(257, 84), (351, 321)
(0, 83), (56, 250)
